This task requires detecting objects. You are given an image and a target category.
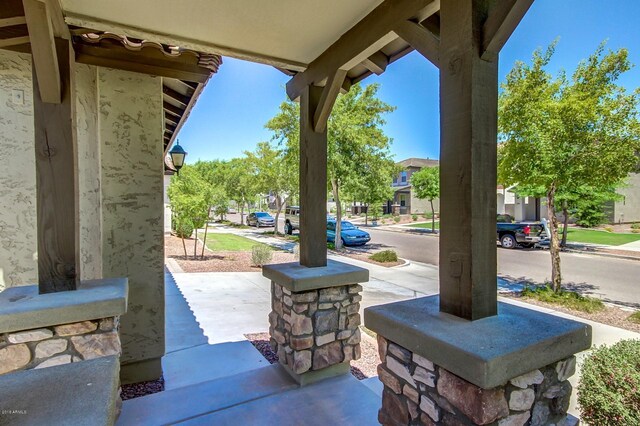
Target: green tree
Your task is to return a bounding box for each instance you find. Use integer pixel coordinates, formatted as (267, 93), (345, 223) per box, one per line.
(410, 166), (440, 232)
(266, 83), (396, 248)
(498, 41), (640, 292)
(225, 157), (257, 225)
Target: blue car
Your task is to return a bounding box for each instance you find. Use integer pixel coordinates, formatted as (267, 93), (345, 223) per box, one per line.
(327, 220), (371, 246)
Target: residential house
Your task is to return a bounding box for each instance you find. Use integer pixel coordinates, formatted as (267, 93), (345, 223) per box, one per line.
(386, 157), (440, 215)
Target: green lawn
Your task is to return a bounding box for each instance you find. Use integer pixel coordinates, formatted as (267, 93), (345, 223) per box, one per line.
(204, 233), (267, 251)
(561, 228), (640, 246)
(407, 221), (440, 230)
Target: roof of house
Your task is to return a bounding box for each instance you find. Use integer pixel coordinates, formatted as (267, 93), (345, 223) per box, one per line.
(397, 158), (440, 168)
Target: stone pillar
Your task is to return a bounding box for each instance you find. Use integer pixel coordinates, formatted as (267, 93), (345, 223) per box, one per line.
(263, 260), (368, 385)
(99, 68), (165, 383)
(365, 296), (591, 426)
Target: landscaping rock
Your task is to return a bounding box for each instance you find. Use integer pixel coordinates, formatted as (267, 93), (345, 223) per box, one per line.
(7, 328), (52, 343)
(35, 339), (67, 359)
(0, 344), (31, 374)
(54, 321), (98, 336)
(71, 332), (120, 360)
(510, 369), (544, 389)
(509, 388), (535, 411)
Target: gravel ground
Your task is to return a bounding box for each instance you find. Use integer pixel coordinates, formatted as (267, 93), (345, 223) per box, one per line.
(245, 329), (380, 380)
(121, 376), (165, 400)
(503, 293), (640, 334)
(165, 234), (296, 272)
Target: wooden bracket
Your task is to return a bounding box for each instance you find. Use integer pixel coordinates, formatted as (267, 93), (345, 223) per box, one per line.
(313, 69), (347, 133)
(361, 51), (389, 75)
(394, 20), (440, 68)
(482, 0), (534, 60)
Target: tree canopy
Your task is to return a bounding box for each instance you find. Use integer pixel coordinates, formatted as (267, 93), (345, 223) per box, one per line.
(498, 41), (640, 291)
(410, 166), (440, 232)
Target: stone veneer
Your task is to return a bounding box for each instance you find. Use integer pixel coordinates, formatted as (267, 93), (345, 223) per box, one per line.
(0, 317), (121, 375)
(269, 282), (362, 376)
(376, 335), (577, 426)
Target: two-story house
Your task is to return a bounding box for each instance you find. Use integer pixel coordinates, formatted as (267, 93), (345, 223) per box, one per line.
(385, 158), (440, 215)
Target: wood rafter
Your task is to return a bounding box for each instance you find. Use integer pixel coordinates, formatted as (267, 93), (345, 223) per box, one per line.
(163, 101), (184, 117)
(482, 0), (534, 60)
(0, 16), (26, 27)
(162, 86), (190, 107)
(23, 0), (60, 103)
(394, 20), (439, 67)
(286, 0), (436, 100)
(361, 51), (389, 75)
(0, 36), (30, 48)
(313, 69), (347, 133)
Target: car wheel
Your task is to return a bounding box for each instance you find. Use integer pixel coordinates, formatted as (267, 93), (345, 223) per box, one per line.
(500, 234), (517, 249)
(521, 243), (534, 249)
(341, 238), (346, 247)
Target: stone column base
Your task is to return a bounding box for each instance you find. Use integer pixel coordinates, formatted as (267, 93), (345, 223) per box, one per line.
(365, 295), (591, 426)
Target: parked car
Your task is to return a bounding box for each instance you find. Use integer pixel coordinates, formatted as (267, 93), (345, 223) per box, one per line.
(246, 212), (275, 227)
(327, 220), (371, 246)
(284, 206), (300, 234)
(497, 220), (544, 249)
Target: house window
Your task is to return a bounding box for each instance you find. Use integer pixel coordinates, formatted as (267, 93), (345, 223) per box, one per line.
(401, 171), (407, 183)
(399, 194), (407, 207)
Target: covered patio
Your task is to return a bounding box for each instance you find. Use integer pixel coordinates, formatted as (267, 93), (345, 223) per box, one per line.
(0, 0), (591, 425)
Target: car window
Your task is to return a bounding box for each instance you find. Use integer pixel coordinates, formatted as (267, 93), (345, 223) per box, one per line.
(327, 222), (335, 231)
(341, 222), (355, 230)
(256, 212), (269, 217)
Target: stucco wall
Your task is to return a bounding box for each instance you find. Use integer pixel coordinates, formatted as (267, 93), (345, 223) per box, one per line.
(98, 68), (165, 367)
(0, 50), (37, 291)
(612, 173), (640, 223)
(76, 64), (102, 280)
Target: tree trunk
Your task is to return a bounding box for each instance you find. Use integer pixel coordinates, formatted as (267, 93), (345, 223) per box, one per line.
(547, 186), (562, 292)
(240, 199), (245, 226)
(430, 199), (435, 233)
(332, 178), (342, 250)
(561, 201), (569, 247)
(201, 207), (211, 259)
(181, 232), (187, 258)
(365, 203), (368, 225)
(193, 226), (198, 259)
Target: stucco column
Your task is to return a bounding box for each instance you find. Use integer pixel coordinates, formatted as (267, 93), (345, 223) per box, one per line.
(99, 68), (165, 383)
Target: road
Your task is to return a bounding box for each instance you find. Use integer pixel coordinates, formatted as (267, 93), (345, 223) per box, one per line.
(225, 213), (640, 307)
(365, 228), (640, 308)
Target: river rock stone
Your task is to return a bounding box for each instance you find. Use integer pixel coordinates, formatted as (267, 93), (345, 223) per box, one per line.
(413, 353), (434, 371)
(509, 388), (535, 411)
(290, 336), (313, 350)
(0, 344), (31, 374)
(498, 412), (531, 426)
(35, 339), (68, 358)
(291, 291), (316, 303)
(387, 355), (416, 386)
(292, 350), (311, 373)
(555, 356), (576, 381)
(314, 309), (338, 334)
(382, 388), (410, 425)
(316, 332), (335, 347)
(99, 317), (118, 331)
(388, 342), (411, 364)
(290, 311), (312, 335)
(312, 340), (342, 370)
(7, 328), (53, 343)
(378, 364), (402, 394)
(377, 334), (388, 360)
(413, 366), (436, 387)
(71, 332), (120, 360)
(35, 355), (72, 369)
(403, 383), (419, 403)
(54, 321), (98, 336)
(510, 369), (544, 389)
(419, 395), (441, 422)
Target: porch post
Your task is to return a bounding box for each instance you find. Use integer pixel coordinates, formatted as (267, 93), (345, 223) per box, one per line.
(32, 38), (79, 293)
(299, 84), (327, 267)
(438, 0), (497, 320)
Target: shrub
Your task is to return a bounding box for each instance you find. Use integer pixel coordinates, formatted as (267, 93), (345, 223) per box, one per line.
(521, 285), (604, 313)
(251, 245), (273, 267)
(422, 212), (433, 219)
(411, 214), (418, 221)
(632, 223), (640, 230)
(578, 339), (640, 425)
(393, 216), (401, 223)
(628, 311), (640, 324)
(174, 222), (194, 239)
(632, 229), (640, 234)
(369, 250), (398, 263)
(604, 226), (614, 233)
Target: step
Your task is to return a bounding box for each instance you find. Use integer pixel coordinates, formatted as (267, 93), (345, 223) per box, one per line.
(162, 340), (270, 390)
(117, 364), (298, 425)
(177, 373), (381, 426)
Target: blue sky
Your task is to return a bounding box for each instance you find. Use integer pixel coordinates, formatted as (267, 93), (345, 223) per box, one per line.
(177, 0), (640, 163)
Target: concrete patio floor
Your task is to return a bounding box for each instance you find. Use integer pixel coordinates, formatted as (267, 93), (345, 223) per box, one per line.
(118, 259), (639, 424)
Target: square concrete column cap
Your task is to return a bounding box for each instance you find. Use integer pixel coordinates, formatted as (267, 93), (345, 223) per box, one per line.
(0, 278), (128, 333)
(364, 295), (592, 389)
(262, 260), (369, 292)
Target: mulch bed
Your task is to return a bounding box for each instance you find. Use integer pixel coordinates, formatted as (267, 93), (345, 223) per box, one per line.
(503, 293), (640, 334)
(121, 376), (165, 400)
(245, 330), (380, 380)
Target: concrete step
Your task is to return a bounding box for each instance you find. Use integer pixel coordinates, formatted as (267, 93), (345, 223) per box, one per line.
(117, 364), (298, 426)
(162, 340), (271, 390)
(177, 373), (381, 426)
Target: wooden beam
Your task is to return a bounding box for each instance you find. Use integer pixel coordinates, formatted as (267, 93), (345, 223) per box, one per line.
(361, 51), (389, 75)
(74, 43), (211, 83)
(0, 36), (30, 48)
(482, 0), (534, 60)
(0, 16), (26, 27)
(33, 38), (79, 293)
(23, 0), (60, 103)
(439, 0), (498, 320)
(286, 0), (435, 100)
(162, 86), (190, 107)
(165, 115), (178, 127)
(299, 85), (327, 267)
(45, 0), (68, 39)
(394, 20), (439, 67)
(163, 101), (184, 118)
(313, 69), (347, 133)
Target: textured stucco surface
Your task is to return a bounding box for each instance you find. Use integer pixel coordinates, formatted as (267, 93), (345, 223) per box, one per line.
(99, 68), (164, 366)
(0, 50), (37, 291)
(613, 173), (640, 223)
(76, 64), (103, 280)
